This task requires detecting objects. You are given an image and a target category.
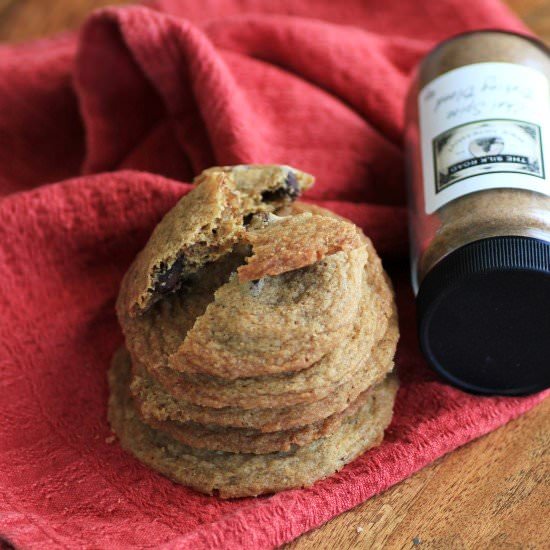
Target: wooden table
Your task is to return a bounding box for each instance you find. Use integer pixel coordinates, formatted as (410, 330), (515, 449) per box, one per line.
(1, 1), (548, 548)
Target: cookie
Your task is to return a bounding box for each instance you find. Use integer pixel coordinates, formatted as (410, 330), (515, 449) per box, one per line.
(122, 202), (395, 409)
(139, 382), (378, 454)
(118, 170), (368, 380)
(145, 237), (393, 409)
(147, 285), (383, 409)
(122, 241), (368, 380)
(117, 165), (314, 317)
(128, 311), (398, 432)
(108, 354), (398, 498)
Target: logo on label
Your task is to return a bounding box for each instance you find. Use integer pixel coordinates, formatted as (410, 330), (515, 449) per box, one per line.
(433, 119), (545, 193)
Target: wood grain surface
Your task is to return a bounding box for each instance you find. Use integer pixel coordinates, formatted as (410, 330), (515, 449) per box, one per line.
(0, 1), (548, 549)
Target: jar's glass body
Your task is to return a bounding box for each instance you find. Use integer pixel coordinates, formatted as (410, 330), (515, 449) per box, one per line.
(405, 32), (550, 293)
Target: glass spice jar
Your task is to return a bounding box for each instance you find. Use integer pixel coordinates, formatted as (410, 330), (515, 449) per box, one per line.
(405, 31), (550, 395)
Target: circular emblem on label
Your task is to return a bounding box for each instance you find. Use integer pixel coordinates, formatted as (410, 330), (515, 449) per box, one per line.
(469, 136), (504, 157)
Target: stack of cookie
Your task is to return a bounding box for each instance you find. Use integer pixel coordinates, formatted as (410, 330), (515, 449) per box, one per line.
(109, 165), (399, 498)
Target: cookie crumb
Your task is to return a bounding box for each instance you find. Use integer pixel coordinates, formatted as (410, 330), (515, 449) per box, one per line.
(412, 536), (421, 545)
(105, 435), (116, 444)
(356, 526), (364, 533)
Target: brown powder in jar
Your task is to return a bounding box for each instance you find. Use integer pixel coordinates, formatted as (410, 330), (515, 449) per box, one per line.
(420, 190), (550, 279)
(416, 32), (550, 280)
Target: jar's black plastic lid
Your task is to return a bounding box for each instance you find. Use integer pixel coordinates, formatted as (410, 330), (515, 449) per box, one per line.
(417, 236), (550, 396)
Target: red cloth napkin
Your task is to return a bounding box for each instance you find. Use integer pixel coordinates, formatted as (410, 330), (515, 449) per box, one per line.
(0, 1), (547, 548)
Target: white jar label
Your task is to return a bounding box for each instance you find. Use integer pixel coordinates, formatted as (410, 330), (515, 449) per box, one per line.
(419, 62), (550, 214)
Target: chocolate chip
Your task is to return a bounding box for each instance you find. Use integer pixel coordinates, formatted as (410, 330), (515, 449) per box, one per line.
(154, 256), (187, 295)
(260, 171), (299, 202)
(284, 171), (300, 199)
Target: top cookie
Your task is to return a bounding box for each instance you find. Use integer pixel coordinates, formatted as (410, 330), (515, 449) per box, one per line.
(117, 165), (314, 317)
(117, 165), (371, 378)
